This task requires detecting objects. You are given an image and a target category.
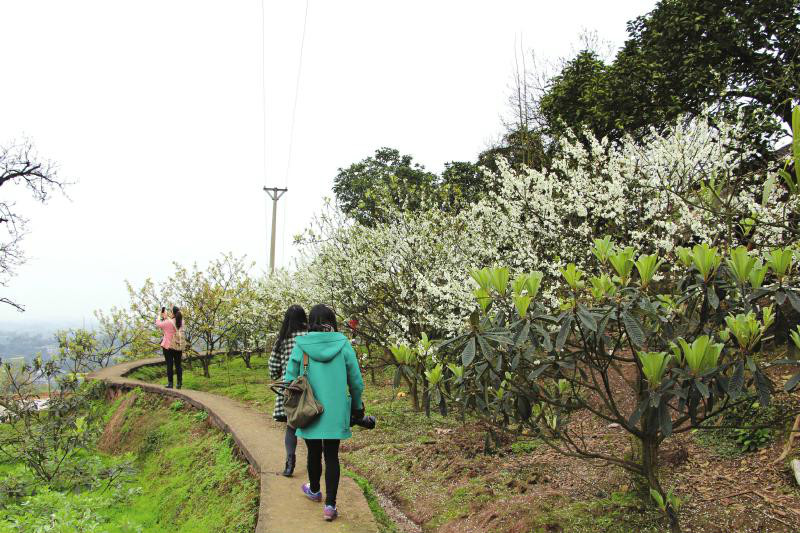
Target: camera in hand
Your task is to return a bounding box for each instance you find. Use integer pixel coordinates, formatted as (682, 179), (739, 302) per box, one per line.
(350, 404), (376, 430)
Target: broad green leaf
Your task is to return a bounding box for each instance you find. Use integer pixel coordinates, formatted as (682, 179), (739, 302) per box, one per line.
(650, 489), (665, 511)
(609, 247), (635, 284)
(638, 351), (672, 388)
(490, 267), (510, 294)
(621, 311), (645, 348)
(470, 267), (491, 289)
(748, 260), (768, 289)
(726, 246), (755, 286)
(728, 360), (744, 400)
(786, 290), (800, 313)
(592, 235), (614, 264)
(767, 248), (793, 280)
(691, 243), (721, 282)
(555, 316), (573, 352)
(512, 274), (528, 295)
(576, 305), (597, 333)
(473, 287), (491, 313)
(461, 338), (476, 366)
(675, 246), (692, 267)
(560, 263), (583, 291)
(514, 294), (532, 319)
(634, 254), (663, 289)
(526, 271), (544, 299)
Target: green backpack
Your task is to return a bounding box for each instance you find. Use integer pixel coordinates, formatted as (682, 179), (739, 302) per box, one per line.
(271, 353), (324, 429)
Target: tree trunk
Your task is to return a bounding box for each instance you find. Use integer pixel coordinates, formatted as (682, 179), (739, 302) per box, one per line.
(642, 435), (681, 533)
(775, 303), (789, 348)
(202, 342), (212, 378)
(411, 374), (420, 411)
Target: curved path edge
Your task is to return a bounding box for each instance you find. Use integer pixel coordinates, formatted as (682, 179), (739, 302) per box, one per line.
(88, 357), (378, 533)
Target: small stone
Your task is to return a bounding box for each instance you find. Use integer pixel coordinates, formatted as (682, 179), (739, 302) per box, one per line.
(608, 423), (621, 429)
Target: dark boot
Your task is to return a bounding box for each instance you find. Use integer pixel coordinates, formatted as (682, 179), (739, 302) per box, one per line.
(282, 454), (296, 477)
(176, 380), (182, 390)
(166, 382), (173, 389)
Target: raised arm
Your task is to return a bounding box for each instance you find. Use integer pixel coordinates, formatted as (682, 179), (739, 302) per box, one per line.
(155, 309), (169, 329)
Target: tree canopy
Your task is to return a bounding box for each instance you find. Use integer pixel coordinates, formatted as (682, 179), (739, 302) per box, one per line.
(540, 0), (800, 151)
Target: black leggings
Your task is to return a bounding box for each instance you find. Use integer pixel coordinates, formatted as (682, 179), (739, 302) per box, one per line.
(305, 439), (340, 506)
(163, 348), (183, 385)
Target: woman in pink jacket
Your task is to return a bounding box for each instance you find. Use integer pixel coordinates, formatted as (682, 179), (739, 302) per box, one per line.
(155, 306), (183, 389)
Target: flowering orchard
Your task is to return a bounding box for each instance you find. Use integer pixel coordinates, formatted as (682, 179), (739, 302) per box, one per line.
(292, 108), (800, 533)
(299, 110), (800, 340)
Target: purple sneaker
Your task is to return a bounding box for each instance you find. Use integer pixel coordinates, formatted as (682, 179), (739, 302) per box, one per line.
(324, 505), (338, 521)
(302, 483), (322, 502)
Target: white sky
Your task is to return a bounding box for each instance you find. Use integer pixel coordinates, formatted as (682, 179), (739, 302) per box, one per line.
(0, 0), (655, 324)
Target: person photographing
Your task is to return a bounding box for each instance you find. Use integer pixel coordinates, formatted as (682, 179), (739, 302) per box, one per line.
(155, 306), (184, 389)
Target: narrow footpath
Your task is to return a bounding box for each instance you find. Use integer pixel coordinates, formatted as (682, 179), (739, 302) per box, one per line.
(88, 358), (378, 533)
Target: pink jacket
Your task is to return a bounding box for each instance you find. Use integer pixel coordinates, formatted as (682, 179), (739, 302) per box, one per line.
(155, 318), (177, 349)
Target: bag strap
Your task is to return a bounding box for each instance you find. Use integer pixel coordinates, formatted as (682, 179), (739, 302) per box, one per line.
(302, 352), (309, 375)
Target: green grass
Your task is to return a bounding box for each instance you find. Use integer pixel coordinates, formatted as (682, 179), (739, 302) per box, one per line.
(510, 439), (541, 454)
(531, 490), (664, 533)
(692, 396), (792, 458)
(344, 468), (400, 533)
(0, 389), (258, 533)
(129, 354), (276, 414)
(99, 391), (258, 533)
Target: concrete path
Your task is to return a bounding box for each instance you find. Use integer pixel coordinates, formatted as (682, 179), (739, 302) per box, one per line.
(88, 358), (378, 533)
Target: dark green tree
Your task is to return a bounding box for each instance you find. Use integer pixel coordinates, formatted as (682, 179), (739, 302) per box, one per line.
(540, 0), (800, 151)
(539, 51), (612, 140)
(332, 148), (437, 226)
(439, 161), (485, 207)
(477, 126), (551, 175)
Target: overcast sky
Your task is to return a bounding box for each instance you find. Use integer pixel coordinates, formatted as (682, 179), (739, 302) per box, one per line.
(0, 0), (656, 325)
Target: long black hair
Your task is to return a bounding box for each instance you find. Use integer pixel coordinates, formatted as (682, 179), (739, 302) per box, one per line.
(172, 306), (183, 329)
(308, 304), (337, 332)
(275, 305), (308, 352)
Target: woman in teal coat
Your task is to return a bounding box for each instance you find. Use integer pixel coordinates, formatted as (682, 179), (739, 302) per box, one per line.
(283, 304), (364, 522)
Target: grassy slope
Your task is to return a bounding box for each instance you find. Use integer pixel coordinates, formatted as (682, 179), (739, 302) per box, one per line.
(98, 390), (258, 533)
(0, 389), (258, 533)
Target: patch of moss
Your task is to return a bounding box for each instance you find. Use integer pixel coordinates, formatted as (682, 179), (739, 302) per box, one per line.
(532, 491), (664, 533)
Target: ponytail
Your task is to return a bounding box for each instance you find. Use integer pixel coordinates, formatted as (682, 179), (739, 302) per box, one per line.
(172, 306), (183, 329)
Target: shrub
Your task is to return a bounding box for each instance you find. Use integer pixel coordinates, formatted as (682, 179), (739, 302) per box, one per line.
(435, 237), (799, 533)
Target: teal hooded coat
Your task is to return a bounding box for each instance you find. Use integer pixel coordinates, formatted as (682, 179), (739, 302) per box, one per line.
(283, 332), (364, 440)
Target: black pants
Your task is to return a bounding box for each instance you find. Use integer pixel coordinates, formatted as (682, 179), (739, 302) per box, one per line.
(305, 439), (340, 507)
(163, 348), (183, 385)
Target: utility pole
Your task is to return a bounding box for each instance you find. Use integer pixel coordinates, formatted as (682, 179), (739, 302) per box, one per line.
(263, 186), (288, 274)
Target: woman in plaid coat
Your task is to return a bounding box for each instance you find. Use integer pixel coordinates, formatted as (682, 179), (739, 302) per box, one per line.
(268, 305), (307, 476)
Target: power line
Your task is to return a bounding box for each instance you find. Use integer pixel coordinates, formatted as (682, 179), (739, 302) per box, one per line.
(279, 0), (309, 270)
(261, 0), (309, 272)
(284, 0), (309, 187)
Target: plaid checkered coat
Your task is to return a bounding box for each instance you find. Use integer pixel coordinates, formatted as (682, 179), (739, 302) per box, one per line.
(268, 331), (306, 421)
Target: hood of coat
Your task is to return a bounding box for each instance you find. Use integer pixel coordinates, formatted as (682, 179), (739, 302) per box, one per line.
(294, 332), (350, 362)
